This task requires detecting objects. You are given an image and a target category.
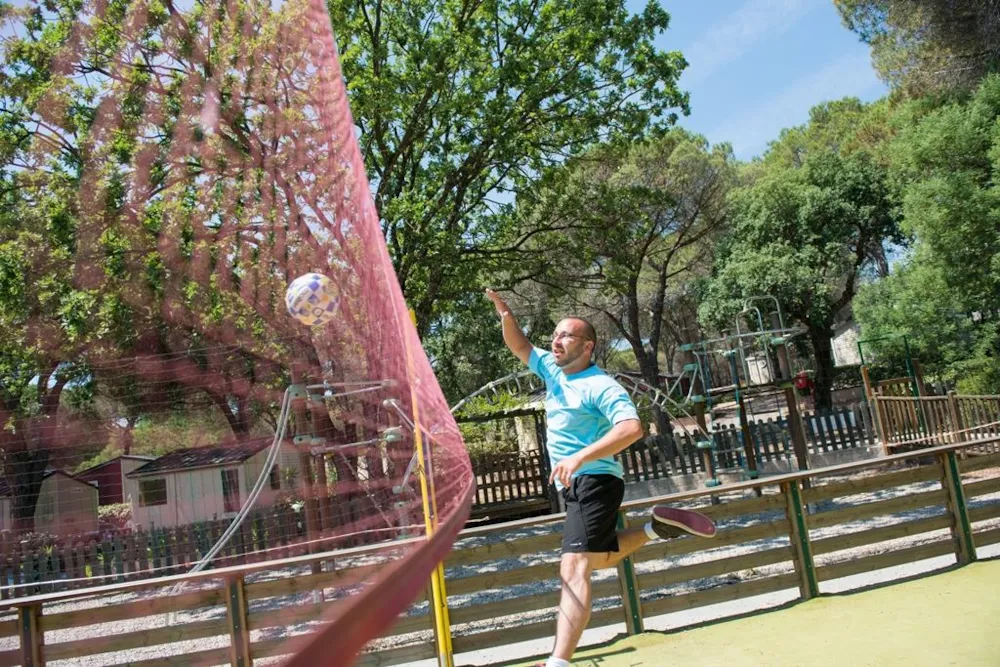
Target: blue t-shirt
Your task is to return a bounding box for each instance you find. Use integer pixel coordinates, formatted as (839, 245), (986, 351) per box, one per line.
(528, 347), (639, 487)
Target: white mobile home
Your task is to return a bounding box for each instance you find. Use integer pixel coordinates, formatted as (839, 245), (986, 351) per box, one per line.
(125, 440), (306, 529)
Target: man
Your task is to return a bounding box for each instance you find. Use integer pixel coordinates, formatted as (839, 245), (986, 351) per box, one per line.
(485, 289), (717, 667)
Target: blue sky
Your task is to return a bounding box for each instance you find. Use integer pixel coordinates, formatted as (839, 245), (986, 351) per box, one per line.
(631, 0), (888, 160)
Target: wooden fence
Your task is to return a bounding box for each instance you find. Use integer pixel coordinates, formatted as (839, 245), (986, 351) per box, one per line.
(875, 392), (1000, 454)
(1, 435), (996, 666)
(616, 404), (875, 483)
(0, 496), (400, 600)
(0, 401), (884, 594)
(470, 405), (876, 510)
(470, 452), (553, 520)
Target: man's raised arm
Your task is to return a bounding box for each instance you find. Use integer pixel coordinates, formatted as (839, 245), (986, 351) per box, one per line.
(485, 289), (532, 366)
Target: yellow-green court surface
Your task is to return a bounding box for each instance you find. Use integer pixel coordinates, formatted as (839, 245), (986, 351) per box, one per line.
(503, 559), (1000, 666)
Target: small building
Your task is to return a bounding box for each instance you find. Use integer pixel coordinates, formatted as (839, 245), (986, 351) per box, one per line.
(0, 471), (100, 535)
(125, 439), (305, 529)
(75, 455), (156, 506)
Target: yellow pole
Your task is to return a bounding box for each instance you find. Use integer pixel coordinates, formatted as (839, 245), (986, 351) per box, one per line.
(404, 309), (454, 667)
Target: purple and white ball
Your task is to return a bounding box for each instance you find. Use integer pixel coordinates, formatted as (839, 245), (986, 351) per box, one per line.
(285, 273), (340, 327)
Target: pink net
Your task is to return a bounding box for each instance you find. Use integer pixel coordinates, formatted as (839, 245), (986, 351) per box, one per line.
(1, 0), (472, 662)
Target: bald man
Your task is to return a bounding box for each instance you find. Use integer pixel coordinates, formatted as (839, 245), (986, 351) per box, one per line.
(485, 290), (717, 667)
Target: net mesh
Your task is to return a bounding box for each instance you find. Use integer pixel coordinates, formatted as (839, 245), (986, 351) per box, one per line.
(1, 0), (472, 661)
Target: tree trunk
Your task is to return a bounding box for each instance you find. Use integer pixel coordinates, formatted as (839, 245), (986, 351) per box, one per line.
(121, 418), (136, 455)
(632, 345), (674, 458)
(809, 325), (836, 411)
(5, 450), (50, 535)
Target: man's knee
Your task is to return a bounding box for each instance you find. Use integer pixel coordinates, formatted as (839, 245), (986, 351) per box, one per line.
(560, 553), (593, 585)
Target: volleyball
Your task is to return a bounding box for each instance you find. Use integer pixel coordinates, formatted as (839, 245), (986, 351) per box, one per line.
(285, 273), (339, 326)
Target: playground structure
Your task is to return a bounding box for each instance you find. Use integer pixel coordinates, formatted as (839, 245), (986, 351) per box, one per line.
(0, 415), (996, 666)
(452, 296), (817, 493)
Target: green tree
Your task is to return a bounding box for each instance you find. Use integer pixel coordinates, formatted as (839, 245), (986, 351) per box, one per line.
(328, 0), (690, 333)
(519, 129), (734, 431)
(0, 0), (326, 529)
(854, 74), (1000, 392)
(701, 101), (901, 409)
(836, 0), (1000, 94)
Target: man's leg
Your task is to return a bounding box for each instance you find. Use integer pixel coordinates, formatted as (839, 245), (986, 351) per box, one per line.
(593, 506), (719, 571)
(551, 552), (594, 661)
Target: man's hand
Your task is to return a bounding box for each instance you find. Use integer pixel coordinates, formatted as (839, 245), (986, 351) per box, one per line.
(486, 288), (531, 364)
(485, 288), (510, 317)
(550, 453), (584, 488)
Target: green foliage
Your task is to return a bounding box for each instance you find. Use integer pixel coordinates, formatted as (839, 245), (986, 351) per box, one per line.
(854, 75), (1000, 393)
(700, 99), (901, 408)
(454, 391), (539, 461)
(514, 129), (734, 415)
(98, 503), (132, 531)
(835, 0), (1000, 95)
(423, 298), (523, 404)
(328, 0), (690, 333)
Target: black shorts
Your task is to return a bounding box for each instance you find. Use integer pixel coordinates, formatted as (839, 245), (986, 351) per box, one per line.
(561, 474), (625, 554)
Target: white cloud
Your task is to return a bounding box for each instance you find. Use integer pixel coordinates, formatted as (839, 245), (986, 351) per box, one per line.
(708, 50), (883, 160)
(681, 0), (812, 86)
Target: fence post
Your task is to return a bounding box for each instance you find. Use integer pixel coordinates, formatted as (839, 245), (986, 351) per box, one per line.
(947, 391), (966, 446)
(615, 511), (644, 635)
(225, 575), (252, 667)
(18, 603), (42, 667)
(939, 450), (976, 564)
(783, 387), (810, 480)
(782, 480), (818, 600)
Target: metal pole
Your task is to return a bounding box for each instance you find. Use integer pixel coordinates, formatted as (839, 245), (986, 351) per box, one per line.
(404, 310), (454, 667)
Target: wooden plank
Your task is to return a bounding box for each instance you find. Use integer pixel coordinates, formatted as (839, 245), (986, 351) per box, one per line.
(245, 637), (437, 667)
(684, 493), (787, 523)
(0, 649), (18, 667)
(642, 573), (799, 618)
(633, 521), (788, 564)
(811, 514), (953, 556)
(969, 503), (1000, 523)
(625, 492), (785, 523)
(0, 620), (16, 639)
(451, 607), (622, 654)
(974, 526), (1000, 547)
(447, 561), (561, 597)
(105, 646), (232, 667)
(43, 618), (229, 660)
(819, 412), (833, 451)
(245, 563), (382, 600)
(356, 642), (437, 666)
(250, 598), (429, 637)
(41, 588), (225, 631)
(685, 432), (699, 473)
(963, 476), (1000, 498)
(449, 579), (621, 626)
(446, 533), (562, 567)
(815, 539), (955, 582)
(18, 604), (41, 667)
(637, 546), (793, 590)
(802, 465), (940, 504)
(808, 489), (947, 530)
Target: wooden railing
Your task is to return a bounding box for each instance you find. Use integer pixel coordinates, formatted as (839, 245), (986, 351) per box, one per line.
(0, 498), (403, 600)
(1, 436), (997, 666)
(616, 404), (875, 483)
(875, 392), (1000, 454)
(470, 452), (552, 519)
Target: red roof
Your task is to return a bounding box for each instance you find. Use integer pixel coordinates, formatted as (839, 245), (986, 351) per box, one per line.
(127, 439), (274, 477)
